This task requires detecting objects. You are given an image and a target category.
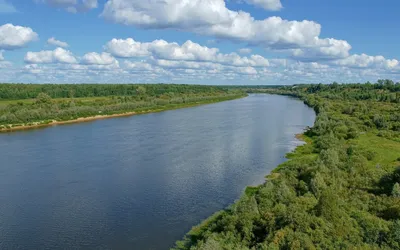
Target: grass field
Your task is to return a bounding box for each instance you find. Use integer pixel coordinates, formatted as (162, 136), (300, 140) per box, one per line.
(349, 132), (400, 169)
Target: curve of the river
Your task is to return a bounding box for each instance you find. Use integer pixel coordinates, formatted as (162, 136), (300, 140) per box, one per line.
(0, 94), (315, 249)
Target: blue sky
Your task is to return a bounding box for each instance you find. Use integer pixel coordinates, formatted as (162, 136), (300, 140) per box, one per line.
(0, 0), (399, 84)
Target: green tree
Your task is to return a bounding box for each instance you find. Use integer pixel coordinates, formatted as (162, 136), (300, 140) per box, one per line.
(35, 92), (52, 105)
(392, 182), (400, 198)
(387, 220), (400, 248)
(136, 86), (147, 95)
(310, 172), (327, 198)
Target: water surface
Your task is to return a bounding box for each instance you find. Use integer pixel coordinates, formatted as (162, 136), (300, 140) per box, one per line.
(0, 94), (315, 249)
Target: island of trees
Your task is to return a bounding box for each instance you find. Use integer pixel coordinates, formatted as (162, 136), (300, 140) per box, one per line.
(175, 80), (400, 249)
(0, 84), (245, 131)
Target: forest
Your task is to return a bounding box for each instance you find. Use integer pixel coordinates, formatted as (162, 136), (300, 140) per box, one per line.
(0, 84), (245, 130)
(174, 80), (400, 249)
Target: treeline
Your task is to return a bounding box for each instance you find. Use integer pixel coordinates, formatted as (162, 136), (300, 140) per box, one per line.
(0, 83), (229, 100)
(174, 81), (400, 249)
(249, 79), (400, 103)
(0, 84), (246, 128)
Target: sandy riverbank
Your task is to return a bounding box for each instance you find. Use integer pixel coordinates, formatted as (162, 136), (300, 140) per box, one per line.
(0, 111), (138, 132)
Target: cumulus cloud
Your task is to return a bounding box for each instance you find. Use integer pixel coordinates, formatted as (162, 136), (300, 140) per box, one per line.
(105, 38), (269, 67)
(291, 38), (352, 61)
(101, 0), (350, 60)
(81, 52), (117, 65)
(148, 40), (220, 61)
(123, 61), (154, 71)
(104, 38), (151, 57)
(151, 59), (224, 70)
(25, 48), (78, 64)
(0, 24), (38, 50)
(47, 37), (69, 48)
(5, 35), (398, 84)
(35, 0), (98, 12)
(9, 54), (400, 84)
(333, 54), (399, 70)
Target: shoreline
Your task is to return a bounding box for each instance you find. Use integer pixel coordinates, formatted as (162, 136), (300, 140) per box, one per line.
(0, 111), (138, 132)
(174, 93), (316, 249)
(0, 95), (246, 133)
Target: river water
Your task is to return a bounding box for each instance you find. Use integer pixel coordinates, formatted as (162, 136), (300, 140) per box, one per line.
(0, 94), (315, 249)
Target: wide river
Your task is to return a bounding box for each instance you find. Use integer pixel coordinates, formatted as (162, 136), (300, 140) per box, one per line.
(0, 94), (315, 249)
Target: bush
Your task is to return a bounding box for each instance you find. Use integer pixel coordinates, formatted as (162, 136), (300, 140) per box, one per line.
(392, 183), (400, 198)
(364, 150), (376, 161)
(373, 115), (387, 129)
(35, 92), (52, 105)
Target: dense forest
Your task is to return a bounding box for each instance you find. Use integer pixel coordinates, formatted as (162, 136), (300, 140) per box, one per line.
(174, 80), (400, 249)
(0, 84), (245, 129)
(0, 83), (230, 100)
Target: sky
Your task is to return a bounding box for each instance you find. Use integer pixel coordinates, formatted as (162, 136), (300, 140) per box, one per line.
(0, 0), (399, 85)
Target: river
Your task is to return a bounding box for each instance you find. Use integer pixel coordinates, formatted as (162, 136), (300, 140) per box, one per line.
(0, 94), (315, 249)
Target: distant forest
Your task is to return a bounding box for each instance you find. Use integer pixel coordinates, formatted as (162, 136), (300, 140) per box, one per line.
(0, 83), (231, 100)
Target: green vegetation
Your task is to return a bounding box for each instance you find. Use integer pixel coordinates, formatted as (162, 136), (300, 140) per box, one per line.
(0, 84), (246, 130)
(174, 80), (400, 249)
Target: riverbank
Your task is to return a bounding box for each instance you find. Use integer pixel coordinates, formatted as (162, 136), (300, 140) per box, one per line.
(174, 84), (400, 249)
(173, 107), (317, 249)
(0, 94), (247, 132)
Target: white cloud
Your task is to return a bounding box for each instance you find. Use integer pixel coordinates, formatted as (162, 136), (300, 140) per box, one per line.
(123, 61), (173, 76)
(235, 66), (257, 74)
(238, 48), (252, 54)
(2, 34), (397, 84)
(152, 59), (224, 70)
(25, 48), (78, 64)
(291, 38), (352, 61)
(67, 62), (120, 70)
(47, 37), (69, 48)
(149, 40), (220, 61)
(0, 61), (12, 68)
(105, 38), (269, 67)
(0, 0), (17, 13)
(81, 52), (117, 65)
(124, 61), (154, 71)
(334, 54), (399, 70)
(35, 0), (98, 12)
(24, 64), (45, 74)
(101, 0), (350, 60)
(8, 54), (400, 84)
(104, 38), (151, 57)
(0, 24), (38, 50)
(242, 0), (282, 11)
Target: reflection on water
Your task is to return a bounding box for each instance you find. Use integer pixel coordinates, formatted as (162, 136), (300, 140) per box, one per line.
(0, 94), (315, 249)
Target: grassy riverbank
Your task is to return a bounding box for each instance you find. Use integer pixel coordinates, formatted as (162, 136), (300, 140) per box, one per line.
(0, 95), (245, 132)
(0, 84), (246, 132)
(174, 81), (400, 249)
